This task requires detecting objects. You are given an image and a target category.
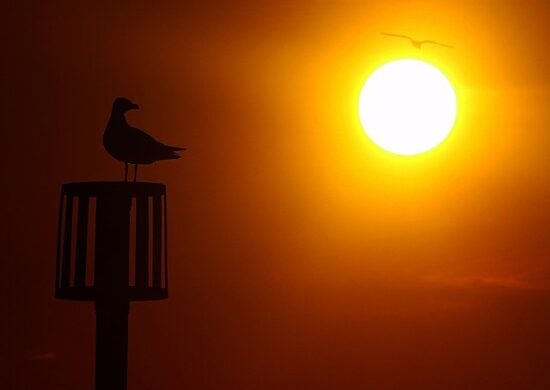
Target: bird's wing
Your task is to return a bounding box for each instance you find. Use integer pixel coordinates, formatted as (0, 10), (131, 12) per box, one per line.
(381, 32), (413, 41)
(420, 40), (454, 48)
(126, 126), (185, 162)
(126, 126), (159, 146)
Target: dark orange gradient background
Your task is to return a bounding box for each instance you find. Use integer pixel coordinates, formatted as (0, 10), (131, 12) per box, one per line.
(2, 1), (550, 389)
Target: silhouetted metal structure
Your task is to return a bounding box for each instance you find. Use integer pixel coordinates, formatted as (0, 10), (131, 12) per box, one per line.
(55, 182), (169, 390)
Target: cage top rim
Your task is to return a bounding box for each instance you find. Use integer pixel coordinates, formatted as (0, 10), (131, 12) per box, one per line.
(61, 181), (166, 197)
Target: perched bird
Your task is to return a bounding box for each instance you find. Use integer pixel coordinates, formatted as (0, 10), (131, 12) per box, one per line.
(381, 32), (453, 49)
(103, 97), (185, 182)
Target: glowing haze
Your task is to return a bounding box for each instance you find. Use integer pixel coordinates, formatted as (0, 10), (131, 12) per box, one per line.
(2, 1), (550, 390)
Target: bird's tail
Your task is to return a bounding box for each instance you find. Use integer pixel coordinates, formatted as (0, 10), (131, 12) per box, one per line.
(161, 144), (186, 160)
(165, 152), (182, 159)
(167, 145), (186, 152)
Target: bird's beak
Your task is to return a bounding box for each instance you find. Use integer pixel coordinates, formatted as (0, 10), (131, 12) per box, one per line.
(131, 103), (140, 110)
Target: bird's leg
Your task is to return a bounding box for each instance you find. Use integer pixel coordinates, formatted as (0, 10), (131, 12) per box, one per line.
(133, 164), (138, 183)
(124, 163), (128, 182)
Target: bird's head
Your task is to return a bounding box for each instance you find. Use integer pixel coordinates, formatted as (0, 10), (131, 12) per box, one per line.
(112, 97), (139, 113)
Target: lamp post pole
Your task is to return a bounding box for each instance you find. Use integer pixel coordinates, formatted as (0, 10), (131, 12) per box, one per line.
(55, 182), (169, 390)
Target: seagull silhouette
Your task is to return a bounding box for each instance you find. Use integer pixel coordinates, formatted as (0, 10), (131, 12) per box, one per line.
(381, 32), (453, 49)
(103, 97), (185, 182)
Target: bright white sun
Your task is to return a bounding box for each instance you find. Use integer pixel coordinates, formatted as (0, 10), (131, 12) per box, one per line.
(359, 59), (457, 155)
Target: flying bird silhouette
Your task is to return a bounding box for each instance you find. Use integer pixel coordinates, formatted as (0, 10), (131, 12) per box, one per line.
(381, 32), (453, 49)
(103, 97), (185, 182)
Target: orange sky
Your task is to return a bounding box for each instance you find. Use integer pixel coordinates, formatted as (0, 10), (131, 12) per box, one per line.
(2, 1), (550, 389)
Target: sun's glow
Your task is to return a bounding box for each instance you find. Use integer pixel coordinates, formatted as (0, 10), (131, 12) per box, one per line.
(359, 59), (457, 155)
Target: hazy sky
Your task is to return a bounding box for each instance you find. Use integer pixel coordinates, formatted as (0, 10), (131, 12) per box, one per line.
(2, 1), (550, 389)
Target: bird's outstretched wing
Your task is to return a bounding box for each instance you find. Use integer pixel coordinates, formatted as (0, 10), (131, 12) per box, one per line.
(381, 32), (413, 41)
(419, 40), (454, 48)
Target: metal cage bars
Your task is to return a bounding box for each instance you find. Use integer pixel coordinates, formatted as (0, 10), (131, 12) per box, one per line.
(55, 182), (168, 301)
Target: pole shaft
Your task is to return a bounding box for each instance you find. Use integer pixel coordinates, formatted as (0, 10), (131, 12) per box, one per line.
(95, 300), (129, 390)
(94, 194), (131, 390)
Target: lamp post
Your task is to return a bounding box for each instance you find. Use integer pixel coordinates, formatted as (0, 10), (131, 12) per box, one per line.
(55, 181), (169, 390)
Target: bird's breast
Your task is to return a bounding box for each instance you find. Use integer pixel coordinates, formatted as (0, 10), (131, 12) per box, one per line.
(103, 130), (129, 162)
